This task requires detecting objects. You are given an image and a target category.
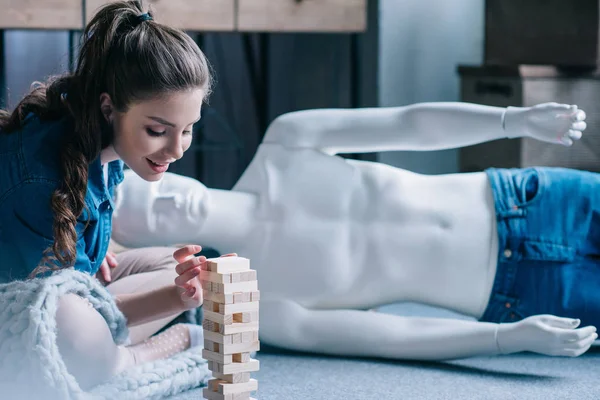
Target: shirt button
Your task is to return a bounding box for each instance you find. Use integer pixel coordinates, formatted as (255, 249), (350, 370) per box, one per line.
(505, 302), (511, 309)
(503, 249), (513, 259)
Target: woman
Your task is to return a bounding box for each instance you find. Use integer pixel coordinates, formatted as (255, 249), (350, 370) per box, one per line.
(0, 0), (217, 389)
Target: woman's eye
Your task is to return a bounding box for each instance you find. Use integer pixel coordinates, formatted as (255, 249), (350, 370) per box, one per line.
(146, 128), (166, 137)
(183, 130), (192, 135)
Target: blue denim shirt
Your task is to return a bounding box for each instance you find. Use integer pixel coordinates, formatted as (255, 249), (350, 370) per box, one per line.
(0, 114), (124, 282)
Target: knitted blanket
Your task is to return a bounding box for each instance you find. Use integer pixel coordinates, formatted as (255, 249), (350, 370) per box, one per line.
(0, 269), (211, 399)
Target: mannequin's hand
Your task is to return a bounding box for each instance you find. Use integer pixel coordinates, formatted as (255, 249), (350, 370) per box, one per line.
(506, 103), (587, 146)
(496, 315), (597, 357)
(173, 245), (206, 309)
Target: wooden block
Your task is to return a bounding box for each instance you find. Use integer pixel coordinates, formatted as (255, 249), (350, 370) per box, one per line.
(233, 311), (259, 323)
(250, 291), (260, 302)
(220, 359), (260, 375)
(233, 293), (244, 303)
(204, 290), (234, 304)
(212, 372), (251, 384)
(241, 331), (255, 343)
(233, 353), (251, 363)
(207, 257), (250, 273)
(219, 301), (259, 314)
(212, 281), (257, 294)
(237, 0), (367, 32)
(204, 310), (234, 325)
(204, 339), (220, 353)
(228, 270), (257, 283)
(203, 388), (253, 400)
(209, 378), (258, 395)
(222, 322), (259, 335)
(202, 349), (232, 364)
(232, 333), (242, 344)
(219, 341), (260, 355)
(85, 0), (235, 31)
(202, 319), (220, 333)
(204, 331), (233, 345)
(201, 270), (231, 284)
(242, 271), (257, 281)
(0, 0), (83, 29)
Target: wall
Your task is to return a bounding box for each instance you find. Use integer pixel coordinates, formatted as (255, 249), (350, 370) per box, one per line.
(377, 0), (484, 174)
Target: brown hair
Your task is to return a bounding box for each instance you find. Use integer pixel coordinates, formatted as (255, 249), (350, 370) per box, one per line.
(0, 0), (212, 276)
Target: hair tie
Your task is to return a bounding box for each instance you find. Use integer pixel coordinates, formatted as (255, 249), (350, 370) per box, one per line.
(135, 13), (153, 24)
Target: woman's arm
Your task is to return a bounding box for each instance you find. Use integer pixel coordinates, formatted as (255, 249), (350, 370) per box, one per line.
(261, 300), (597, 360)
(261, 102), (585, 155)
(114, 285), (185, 327)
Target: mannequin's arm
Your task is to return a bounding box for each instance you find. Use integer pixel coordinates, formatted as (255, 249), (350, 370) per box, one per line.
(262, 102), (584, 154)
(261, 299), (499, 360)
(261, 300), (596, 360)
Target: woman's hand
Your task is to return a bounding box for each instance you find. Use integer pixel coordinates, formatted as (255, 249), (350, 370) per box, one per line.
(96, 251), (118, 284)
(173, 245), (238, 309)
(173, 245), (205, 309)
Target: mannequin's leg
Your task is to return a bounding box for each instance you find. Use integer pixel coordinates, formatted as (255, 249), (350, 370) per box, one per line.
(105, 247), (186, 344)
(55, 293), (193, 390)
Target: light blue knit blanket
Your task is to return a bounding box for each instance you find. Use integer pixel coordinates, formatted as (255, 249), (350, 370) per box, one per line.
(0, 269), (211, 399)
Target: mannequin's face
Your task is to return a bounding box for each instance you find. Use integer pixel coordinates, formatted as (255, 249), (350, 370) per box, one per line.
(100, 89), (204, 182)
(153, 172), (210, 229)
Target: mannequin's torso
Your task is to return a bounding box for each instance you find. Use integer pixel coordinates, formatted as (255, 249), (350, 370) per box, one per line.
(233, 144), (498, 317)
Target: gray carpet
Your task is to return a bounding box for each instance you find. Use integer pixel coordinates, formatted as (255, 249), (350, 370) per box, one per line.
(172, 303), (600, 400)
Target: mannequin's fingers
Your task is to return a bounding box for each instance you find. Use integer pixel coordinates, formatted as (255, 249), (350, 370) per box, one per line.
(563, 333), (598, 356)
(561, 326), (597, 343)
(572, 109), (586, 121)
(571, 121), (587, 131)
(559, 136), (573, 146)
(567, 129), (582, 141)
(541, 316), (580, 329)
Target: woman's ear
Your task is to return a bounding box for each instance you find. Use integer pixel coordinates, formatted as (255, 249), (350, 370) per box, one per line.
(99, 93), (114, 123)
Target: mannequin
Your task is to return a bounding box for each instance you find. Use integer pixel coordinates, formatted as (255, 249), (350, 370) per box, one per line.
(112, 102), (598, 361)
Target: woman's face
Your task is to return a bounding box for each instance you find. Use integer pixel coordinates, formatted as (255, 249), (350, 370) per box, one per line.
(101, 88), (204, 182)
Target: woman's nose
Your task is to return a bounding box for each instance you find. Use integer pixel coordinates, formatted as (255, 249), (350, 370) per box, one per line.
(165, 134), (185, 160)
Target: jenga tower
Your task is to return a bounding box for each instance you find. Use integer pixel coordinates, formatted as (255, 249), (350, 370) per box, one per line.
(200, 257), (260, 400)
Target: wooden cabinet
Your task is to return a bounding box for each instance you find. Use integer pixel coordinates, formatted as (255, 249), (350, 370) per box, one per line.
(237, 0), (367, 32)
(85, 0), (235, 31)
(0, 0), (83, 29)
(0, 0), (367, 32)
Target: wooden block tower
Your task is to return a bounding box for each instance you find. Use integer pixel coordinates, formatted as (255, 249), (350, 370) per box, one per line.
(200, 257), (260, 400)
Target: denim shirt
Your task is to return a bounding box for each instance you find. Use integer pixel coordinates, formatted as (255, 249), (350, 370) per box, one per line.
(0, 114), (124, 282)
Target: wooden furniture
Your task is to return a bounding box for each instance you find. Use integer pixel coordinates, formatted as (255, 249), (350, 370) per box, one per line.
(237, 0), (367, 32)
(0, 0), (83, 29)
(0, 0), (367, 32)
(85, 0), (236, 31)
(458, 65), (600, 173)
(485, 0), (599, 67)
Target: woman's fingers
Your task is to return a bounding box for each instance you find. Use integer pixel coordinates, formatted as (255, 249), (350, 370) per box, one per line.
(174, 266), (201, 287)
(176, 255), (206, 275)
(106, 252), (119, 268)
(173, 245), (202, 263)
(99, 260), (111, 283)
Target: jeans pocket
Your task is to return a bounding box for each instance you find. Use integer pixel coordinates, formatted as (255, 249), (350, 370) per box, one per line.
(513, 168), (546, 208)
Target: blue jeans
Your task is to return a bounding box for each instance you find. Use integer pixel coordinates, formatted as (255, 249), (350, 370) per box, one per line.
(480, 167), (600, 327)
